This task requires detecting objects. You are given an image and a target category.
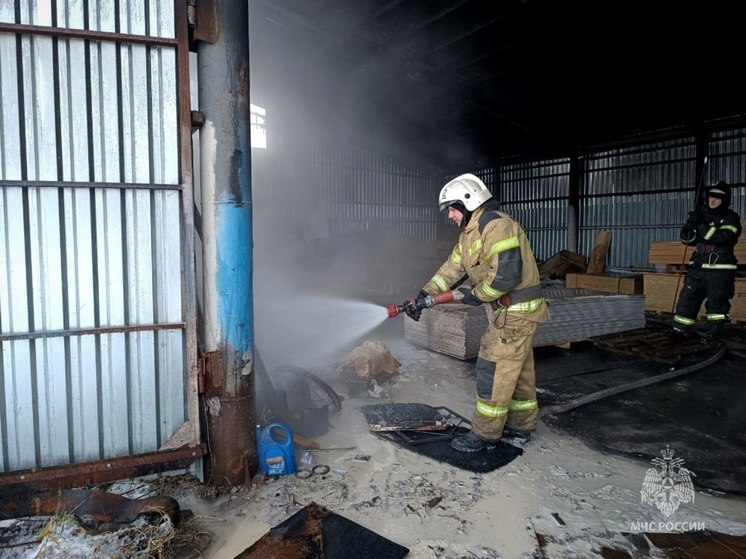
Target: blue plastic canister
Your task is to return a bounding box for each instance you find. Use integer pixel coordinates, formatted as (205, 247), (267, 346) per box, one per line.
(256, 423), (297, 476)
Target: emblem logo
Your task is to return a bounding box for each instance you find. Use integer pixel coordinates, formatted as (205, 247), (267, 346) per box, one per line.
(640, 446), (695, 517)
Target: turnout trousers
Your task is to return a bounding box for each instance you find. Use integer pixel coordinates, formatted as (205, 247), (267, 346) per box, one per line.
(674, 268), (736, 328)
(470, 313), (538, 440)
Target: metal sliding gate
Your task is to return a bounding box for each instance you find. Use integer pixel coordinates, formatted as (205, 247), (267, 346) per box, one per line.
(0, 0), (200, 479)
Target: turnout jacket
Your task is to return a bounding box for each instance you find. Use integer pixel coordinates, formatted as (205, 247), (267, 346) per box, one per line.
(680, 207), (742, 270)
(423, 201), (549, 323)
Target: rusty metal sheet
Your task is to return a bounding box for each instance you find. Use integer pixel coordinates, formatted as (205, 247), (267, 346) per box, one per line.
(362, 403), (452, 432)
(1, 486), (179, 524)
(236, 502), (409, 559)
(0, 444), (204, 499)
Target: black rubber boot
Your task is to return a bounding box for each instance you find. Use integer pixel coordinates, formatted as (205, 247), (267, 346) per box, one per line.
(450, 431), (495, 453)
(671, 325), (694, 340)
(502, 426), (531, 442)
(698, 321), (724, 343)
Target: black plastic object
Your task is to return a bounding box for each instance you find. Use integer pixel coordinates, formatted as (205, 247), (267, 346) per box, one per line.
(235, 502), (409, 559)
(380, 426), (523, 473)
(258, 365), (342, 438)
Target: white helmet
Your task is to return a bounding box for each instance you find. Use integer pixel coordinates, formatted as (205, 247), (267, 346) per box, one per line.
(438, 173), (492, 212)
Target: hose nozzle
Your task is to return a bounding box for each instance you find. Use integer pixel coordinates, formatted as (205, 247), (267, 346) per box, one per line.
(385, 290), (463, 319)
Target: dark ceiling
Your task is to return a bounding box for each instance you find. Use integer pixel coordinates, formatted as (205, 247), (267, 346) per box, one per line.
(249, 0), (746, 166)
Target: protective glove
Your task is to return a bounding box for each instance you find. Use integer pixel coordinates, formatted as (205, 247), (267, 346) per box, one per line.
(679, 223), (696, 243)
(414, 290), (430, 306)
(687, 210), (703, 224)
(403, 305), (422, 321)
(458, 287), (483, 307)
(403, 290), (429, 321)
(696, 221), (714, 238)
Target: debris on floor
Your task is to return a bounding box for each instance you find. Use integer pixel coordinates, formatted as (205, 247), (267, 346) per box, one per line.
(0, 513), (178, 559)
(1, 485), (179, 525)
(234, 501), (409, 559)
(361, 402), (523, 473)
(362, 402), (458, 432)
(535, 527), (746, 558)
(339, 340), (403, 399)
(265, 365), (343, 438)
(340, 340), (401, 380)
(0, 480), (209, 559)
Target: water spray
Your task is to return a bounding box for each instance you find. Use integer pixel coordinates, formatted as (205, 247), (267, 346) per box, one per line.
(386, 290), (464, 318)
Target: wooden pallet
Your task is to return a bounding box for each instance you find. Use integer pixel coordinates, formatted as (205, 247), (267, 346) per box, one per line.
(592, 326), (717, 364)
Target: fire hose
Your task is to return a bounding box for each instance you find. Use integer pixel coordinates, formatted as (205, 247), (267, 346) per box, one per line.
(540, 345), (727, 416)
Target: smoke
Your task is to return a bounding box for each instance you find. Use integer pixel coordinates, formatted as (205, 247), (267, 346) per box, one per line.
(255, 293), (389, 373)
(247, 2), (464, 387)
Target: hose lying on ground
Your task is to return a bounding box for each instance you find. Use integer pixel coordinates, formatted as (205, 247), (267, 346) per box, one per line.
(540, 345), (727, 416)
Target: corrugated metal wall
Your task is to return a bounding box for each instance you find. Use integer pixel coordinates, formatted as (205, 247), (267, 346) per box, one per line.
(253, 126), (746, 278)
(313, 143), (440, 241)
(709, 129), (746, 218)
(252, 141), (441, 244)
(447, 160), (570, 261)
(580, 133), (745, 269)
(0, 1), (193, 474)
(500, 159), (570, 261)
(444, 131), (745, 270)
(580, 138), (697, 268)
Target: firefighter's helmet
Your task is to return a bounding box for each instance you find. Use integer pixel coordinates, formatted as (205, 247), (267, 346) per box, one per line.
(706, 180), (731, 207)
(438, 173), (492, 212)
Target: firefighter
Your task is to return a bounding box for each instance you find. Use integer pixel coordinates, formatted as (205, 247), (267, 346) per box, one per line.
(405, 173), (549, 452)
(672, 181), (742, 341)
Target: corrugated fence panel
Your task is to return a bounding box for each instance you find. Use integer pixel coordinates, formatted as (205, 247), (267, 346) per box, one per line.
(581, 138), (698, 269)
(253, 142), (441, 242)
(314, 144), (441, 241)
(709, 129), (746, 219)
(0, 1), (186, 473)
(448, 160), (570, 260)
(500, 159), (570, 260)
(580, 192), (693, 269)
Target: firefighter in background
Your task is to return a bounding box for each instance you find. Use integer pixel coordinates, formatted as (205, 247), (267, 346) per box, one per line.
(406, 174), (549, 452)
(672, 180), (742, 341)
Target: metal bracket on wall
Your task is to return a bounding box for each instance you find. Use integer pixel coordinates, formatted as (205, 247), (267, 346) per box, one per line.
(198, 351), (223, 397)
(188, 0), (218, 45)
(191, 110), (206, 130)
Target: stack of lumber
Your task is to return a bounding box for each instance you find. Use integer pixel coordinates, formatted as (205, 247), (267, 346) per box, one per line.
(566, 273), (643, 295)
(643, 273), (746, 321)
(648, 240), (746, 266)
(404, 289), (645, 359)
(643, 273), (696, 315)
(404, 304), (488, 360)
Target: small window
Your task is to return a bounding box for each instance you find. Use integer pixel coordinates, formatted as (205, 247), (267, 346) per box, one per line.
(250, 104), (267, 149)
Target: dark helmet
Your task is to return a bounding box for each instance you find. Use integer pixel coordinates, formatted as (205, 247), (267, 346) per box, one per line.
(705, 180), (731, 207)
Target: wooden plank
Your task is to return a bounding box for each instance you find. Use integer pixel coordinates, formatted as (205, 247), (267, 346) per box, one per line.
(586, 230), (612, 273)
